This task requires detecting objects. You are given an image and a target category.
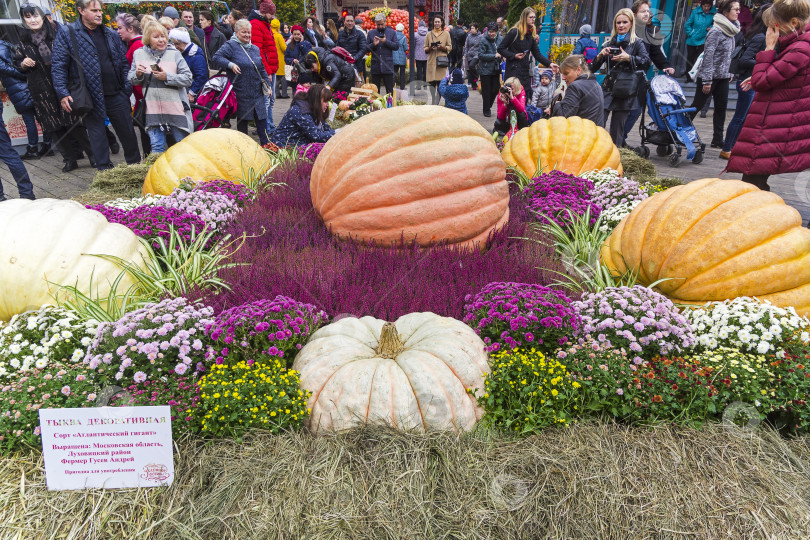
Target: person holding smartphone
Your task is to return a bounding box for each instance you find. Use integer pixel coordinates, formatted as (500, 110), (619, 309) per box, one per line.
(497, 7), (556, 102)
(590, 8), (650, 148)
(130, 19), (193, 153)
(424, 15), (452, 105)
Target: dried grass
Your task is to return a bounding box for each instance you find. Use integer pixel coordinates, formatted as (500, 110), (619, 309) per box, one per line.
(619, 148), (658, 184)
(2, 422), (809, 539)
(87, 154), (161, 199)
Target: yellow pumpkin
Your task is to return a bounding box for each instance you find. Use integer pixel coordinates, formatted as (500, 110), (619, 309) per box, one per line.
(143, 128), (273, 195)
(501, 116), (622, 177)
(601, 178), (810, 316)
(362, 83), (378, 94)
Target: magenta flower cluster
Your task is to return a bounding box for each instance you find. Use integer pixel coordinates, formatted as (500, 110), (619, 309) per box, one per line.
(205, 295), (329, 368)
(298, 143), (325, 161)
(523, 170), (601, 228)
(573, 285), (697, 361)
(87, 204), (206, 249)
(84, 298), (215, 386)
(463, 282), (579, 353)
(189, 179), (254, 208)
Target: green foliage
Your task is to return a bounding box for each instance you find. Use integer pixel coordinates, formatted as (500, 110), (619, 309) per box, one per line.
(273, 0), (306, 25)
(191, 357), (310, 438)
(473, 347), (579, 434)
(506, 0), (533, 27)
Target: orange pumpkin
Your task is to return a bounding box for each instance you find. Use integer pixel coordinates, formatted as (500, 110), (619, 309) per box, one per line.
(338, 100), (352, 111)
(310, 106), (509, 248)
(501, 116), (622, 177)
(601, 178), (810, 316)
(362, 83), (378, 94)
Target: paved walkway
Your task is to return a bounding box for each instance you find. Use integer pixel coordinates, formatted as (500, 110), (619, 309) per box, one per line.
(2, 88), (808, 224)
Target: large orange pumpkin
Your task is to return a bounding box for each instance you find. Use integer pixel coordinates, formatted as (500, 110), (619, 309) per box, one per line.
(601, 178), (810, 316)
(501, 116), (622, 177)
(143, 128), (273, 195)
(310, 106), (510, 248)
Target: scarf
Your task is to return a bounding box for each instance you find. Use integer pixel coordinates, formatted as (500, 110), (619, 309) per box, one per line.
(230, 34), (252, 49)
(635, 21), (665, 47)
(30, 29), (52, 66)
(616, 32), (628, 42)
(138, 45), (189, 133)
(203, 24), (214, 45)
(713, 13), (740, 37)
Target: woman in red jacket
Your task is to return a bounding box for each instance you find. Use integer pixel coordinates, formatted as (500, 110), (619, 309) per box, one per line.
(726, 0), (810, 191)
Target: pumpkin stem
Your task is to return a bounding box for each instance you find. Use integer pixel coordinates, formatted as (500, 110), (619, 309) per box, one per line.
(376, 322), (404, 358)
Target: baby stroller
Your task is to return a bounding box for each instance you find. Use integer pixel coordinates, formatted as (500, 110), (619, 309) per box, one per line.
(634, 75), (705, 167)
(192, 73), (237, 131)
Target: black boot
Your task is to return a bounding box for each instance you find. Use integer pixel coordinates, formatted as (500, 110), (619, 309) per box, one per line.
(62, 160), (78, 172)
(37, 142), (54, 157)
(21, 144), (39, 160)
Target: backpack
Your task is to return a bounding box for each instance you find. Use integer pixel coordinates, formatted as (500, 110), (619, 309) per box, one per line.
(330, 46), (355, 64)
(583, 46), (598, 63)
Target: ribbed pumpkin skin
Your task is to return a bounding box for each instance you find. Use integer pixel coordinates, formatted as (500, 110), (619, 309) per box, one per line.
(0, 199), (149, 321)
(501, 116), (623, 177)
(310, 106), (509, 248)
(292, 313), (490, 434)
(601, 179), (810, 316)
(143, 128), (273, 195)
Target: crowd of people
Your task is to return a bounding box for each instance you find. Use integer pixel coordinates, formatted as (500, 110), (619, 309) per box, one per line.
(0, 0), (808, 201)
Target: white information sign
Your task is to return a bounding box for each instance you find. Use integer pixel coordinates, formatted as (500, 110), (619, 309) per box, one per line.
(39, 406), (174, 491)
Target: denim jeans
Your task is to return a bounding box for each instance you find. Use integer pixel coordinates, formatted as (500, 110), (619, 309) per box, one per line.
(147, 126), (188, 153)
(0, 108), (34, 200)
(264, 74), (276, 132)
(722, 81), (755, 152)
(21, 110), (39, 146)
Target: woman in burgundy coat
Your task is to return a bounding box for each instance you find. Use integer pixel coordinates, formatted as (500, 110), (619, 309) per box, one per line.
(726, 0), (810, 191)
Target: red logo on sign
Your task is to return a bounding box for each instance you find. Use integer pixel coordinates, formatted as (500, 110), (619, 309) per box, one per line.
(140, 464), (171, 482)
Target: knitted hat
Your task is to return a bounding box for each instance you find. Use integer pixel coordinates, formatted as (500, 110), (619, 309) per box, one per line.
(700, 0), (713, 5)
(450, 68), (464, 85)
(579, 24), (592, 36)
(396, 23), (404, 31)
(169, 27), (191, 44)
(258, 1), (276, 15)
(541, 69), (553, 80)
(487, 22), (497, 31)
(291, 24), (305, 33)
(163, 6), (179, 19)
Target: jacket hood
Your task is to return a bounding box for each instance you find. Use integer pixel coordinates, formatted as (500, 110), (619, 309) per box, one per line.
(271, 19), (280, 30)
(417, 26), (428, 37)
(247, 11), (267, 23)
(293, 95), (311, 114)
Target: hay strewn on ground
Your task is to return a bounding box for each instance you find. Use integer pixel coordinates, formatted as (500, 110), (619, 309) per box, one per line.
(83, 153), (162, 201)
(2, 423), (809, 539)
(619, 148), (657, 184)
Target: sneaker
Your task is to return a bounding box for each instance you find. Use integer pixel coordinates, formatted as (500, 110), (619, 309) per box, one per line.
(719, 150), (731, 160)
(21, 144), (39, 160)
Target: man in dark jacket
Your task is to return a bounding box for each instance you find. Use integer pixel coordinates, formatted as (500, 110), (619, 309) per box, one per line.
(337, 15), (368, 83)
(0, 39), (39, 159)
(301, 47), (357, 92)
(52, 0), (140, 169)
(449, 22), (467, 71)
(478, 23), (502, 117)
(367, 14), (398, 95)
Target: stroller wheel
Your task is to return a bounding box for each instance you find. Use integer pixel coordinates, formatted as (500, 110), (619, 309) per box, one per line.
(656, 144), (672, 157)
(635, 146), (651, 159)
(692, 151), (704, 165)
(669, 153), (681, 168)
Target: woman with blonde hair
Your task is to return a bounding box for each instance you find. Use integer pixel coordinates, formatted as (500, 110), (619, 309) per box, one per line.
(550, 55), (605, 126)
(727, 0), (810, 191)
(590, 8), (650, 147)
(129, 19), (193, 153)
(497, 7), (555, 102)
(158, 16), (175, 32)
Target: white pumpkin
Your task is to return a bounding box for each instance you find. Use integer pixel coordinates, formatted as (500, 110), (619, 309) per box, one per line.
(0, 199), (149, 321)
(292, 312), (490, 434)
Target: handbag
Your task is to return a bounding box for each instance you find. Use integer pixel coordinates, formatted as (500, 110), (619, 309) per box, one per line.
(431, 36), (449, 68)
(608, 53), (644, 100)
(729, 37), (746, 75)
(240, 45), (273, 96)
(688, 52), (704, 81)
(66, 26), (94, 115)
(132, 62), (155, 129)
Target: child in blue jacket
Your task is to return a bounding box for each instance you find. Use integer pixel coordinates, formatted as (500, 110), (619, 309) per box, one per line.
(438, 68), (469, 114)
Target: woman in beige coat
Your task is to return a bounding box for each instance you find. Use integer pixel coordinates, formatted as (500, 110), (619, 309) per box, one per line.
(424, 15), (452, 104)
